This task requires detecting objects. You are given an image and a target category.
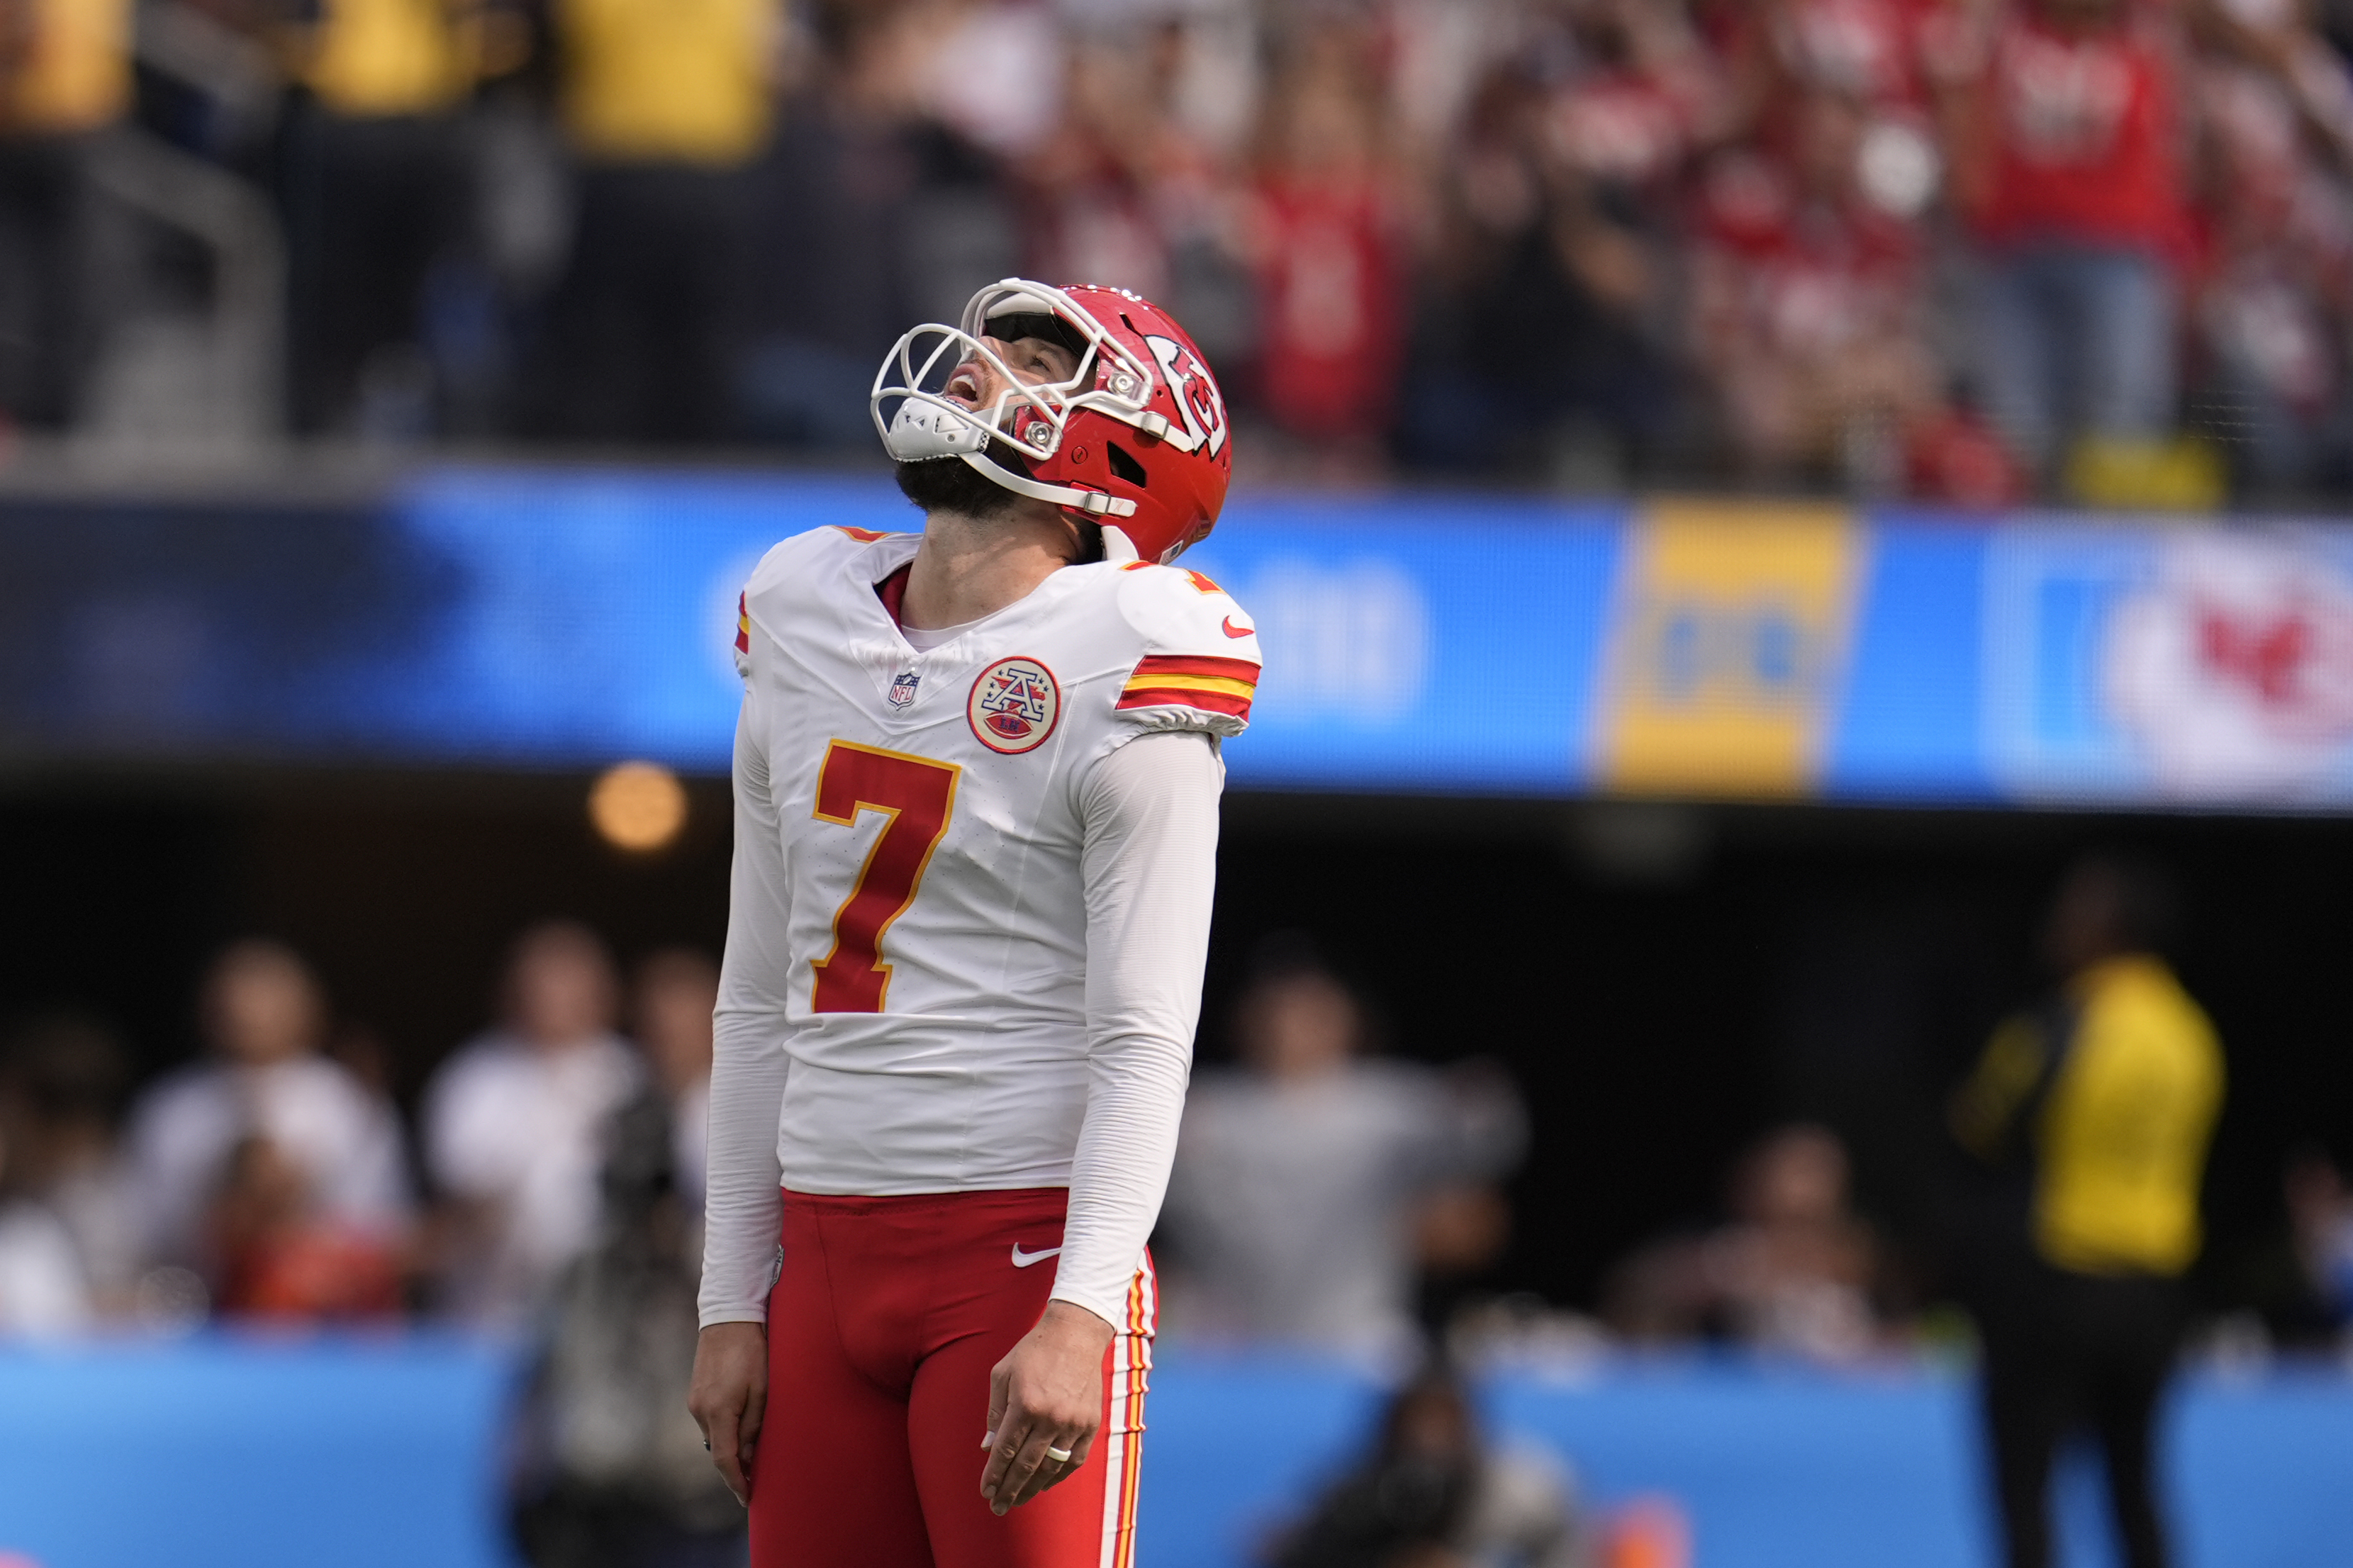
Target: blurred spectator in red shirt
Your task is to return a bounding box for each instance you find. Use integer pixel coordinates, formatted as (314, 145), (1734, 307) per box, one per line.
(1945, 0), (2193, 477)
(1013, 8), (1273, 441)
(1404, 11), (1701, 485)
(2187, 0), (2353, 491)
(1548, 0), (1728, 181)
(1701, 0), (1956, 167)
(1735, 0), (2033, 500)
(1242, 23), (1408, 467)
(1024, 21), (1181, 305)
(1752, 0), (1964, 211)
(208, 1133), (405, 1322)
(1689, 84), (1944, 486)
(1767, 0), (1953, 113)
(126, 941), (412, 1286)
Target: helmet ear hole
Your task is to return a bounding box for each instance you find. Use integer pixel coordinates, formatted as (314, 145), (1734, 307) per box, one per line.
(1107, 443), (1148, 486)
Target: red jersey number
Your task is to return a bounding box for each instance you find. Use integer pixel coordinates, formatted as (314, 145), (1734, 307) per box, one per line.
(809, 741), (960, 1013)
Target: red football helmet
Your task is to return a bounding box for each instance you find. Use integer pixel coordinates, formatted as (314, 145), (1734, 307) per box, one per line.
(872, 279), (1232, 564)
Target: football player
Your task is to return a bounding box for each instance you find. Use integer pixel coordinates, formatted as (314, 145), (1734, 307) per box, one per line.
(688, 279), (1257, 1568)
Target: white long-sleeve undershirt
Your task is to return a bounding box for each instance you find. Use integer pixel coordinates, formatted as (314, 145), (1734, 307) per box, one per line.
(697, 727), (1221, 1332)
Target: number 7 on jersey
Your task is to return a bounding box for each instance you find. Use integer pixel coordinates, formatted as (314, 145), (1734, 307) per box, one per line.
(810, 740), (961, 1014)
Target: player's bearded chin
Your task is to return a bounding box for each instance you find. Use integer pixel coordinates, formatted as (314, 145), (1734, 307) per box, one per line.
(893, 454), (1104, 564)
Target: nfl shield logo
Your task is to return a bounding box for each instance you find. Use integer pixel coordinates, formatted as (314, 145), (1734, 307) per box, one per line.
(888, 671), (921, 710)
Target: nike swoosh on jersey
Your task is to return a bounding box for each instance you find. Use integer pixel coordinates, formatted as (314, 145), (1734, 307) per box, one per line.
(1221, 616), (1254, 638)
(1010, 1244), (1063, 1268)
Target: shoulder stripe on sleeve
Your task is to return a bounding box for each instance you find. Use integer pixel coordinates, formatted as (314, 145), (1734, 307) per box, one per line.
(1117, 653), (1259, 721)
(1127, 654), (1259, 682)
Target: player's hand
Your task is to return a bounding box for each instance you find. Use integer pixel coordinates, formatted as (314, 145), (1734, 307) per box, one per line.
(688, 1321), (769, 1506)
(980, 1299), (1114, 1515)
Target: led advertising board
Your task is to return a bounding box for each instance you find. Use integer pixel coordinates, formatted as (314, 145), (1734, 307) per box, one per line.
(6, 469), (2353, 809)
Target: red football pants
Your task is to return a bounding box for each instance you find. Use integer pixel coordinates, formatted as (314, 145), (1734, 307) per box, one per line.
(750, 1188), (1156, 1568)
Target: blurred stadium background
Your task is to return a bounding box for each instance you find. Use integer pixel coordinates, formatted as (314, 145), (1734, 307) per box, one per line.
(7, 1), (2353, 1567)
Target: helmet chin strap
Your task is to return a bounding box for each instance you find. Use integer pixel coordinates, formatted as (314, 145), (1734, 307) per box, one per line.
(956, 451), (1139, 520)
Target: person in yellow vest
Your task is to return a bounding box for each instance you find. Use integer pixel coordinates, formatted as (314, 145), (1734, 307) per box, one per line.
(0, 0), (132, 427)
(518, 0), (778, 443)
(1950, 855), (2224, 1568)
(273, 0), (524, 434)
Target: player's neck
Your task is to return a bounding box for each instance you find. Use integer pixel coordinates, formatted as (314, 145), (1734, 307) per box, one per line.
(902, 503), (1082, 631)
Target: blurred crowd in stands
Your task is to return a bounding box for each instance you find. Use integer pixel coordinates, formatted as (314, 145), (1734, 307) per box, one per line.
(2, 898), (2351, 1358)
(0, 924), (736, 1564)
(13, 0), (2353, 503)
(1, 868), (2350, 1564)
(0, 924), (710, 1334)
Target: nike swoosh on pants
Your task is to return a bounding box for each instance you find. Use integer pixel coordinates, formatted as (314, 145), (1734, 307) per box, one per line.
(1010, 1244), (1062, 1267)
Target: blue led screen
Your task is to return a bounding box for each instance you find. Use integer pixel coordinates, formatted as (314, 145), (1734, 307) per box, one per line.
(6, 469), (2353, 810)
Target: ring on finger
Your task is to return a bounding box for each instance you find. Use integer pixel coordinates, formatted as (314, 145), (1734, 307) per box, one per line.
(1044, 1445), (1075, 1464)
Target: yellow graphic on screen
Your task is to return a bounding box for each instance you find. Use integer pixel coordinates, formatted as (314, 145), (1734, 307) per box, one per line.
(1597, 501), (1864, 798)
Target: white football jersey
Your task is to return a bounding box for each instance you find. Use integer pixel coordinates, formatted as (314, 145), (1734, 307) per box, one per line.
(732, 524), (1260, 1197)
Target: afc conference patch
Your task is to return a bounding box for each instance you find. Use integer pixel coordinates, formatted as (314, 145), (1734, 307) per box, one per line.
(968, 656), (1061, 754)
(888, 670), (921, 710)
